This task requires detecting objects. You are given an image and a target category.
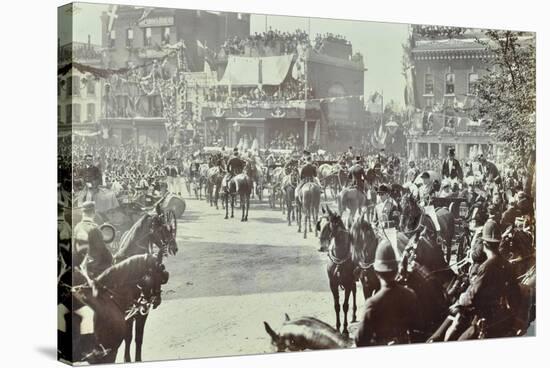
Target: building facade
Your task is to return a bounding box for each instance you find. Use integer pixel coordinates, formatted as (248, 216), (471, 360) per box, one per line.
(406, 29), (500, 160)
(58, 41), (104, 136)
(202, 38), (365, 151)
(98, 6), (250, 146)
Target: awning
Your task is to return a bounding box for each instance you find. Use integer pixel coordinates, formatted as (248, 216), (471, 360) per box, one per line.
(218, 55), (294, 87)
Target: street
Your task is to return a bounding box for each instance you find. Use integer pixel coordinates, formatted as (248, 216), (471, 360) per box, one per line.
(121, 194), (361, 362)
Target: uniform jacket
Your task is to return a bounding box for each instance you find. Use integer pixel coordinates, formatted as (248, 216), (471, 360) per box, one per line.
(457, 254), (521, 319)
(227, 157), (245, 175)
(300, 163), (317, 180)
(373, 198), (399, 227)
(356, 282), (424, 346)
(73, 219), (113, 278)
(348, 164), (366, 183)
(80, 165), (102, 187)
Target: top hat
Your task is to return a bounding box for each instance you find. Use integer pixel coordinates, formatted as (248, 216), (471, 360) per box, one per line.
(377, 184), (390, 194)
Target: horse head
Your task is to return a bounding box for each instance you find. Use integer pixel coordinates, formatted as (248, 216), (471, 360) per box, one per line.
(349, 210), (378, 265)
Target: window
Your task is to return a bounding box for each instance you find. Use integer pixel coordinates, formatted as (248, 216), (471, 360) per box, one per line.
(468, 73), (479, 95)
(109, 29), (116, 48)
(87, 103), (95, 122)
(126, 28), (134, 48)
(162, 27), (170, 44)
(73, 104), (81, 123)
(87, 80), (95, 95)
(144, 27), (152, 46)
(72, 76), (80, 96)
(66, 77), (73, 96)
(445, 73), (455, 95)
(424, 73), (434, 95)
(66, 104), (72, 124)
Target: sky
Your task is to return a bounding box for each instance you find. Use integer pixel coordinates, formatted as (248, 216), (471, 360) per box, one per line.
(64, 3), (409, 106)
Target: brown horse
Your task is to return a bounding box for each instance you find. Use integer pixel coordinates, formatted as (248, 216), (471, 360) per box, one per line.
(111, 202), (177, 362)
(206, 167), (223, 210)
(282, 170), (298, 226)
(317, 205), (357, 337)
(337, 187), (369, 229)
(224, 164), (253, 221)
(349, 210), (409, 299)
(296, 181), (321, 239)
(72, 252), (169, 364)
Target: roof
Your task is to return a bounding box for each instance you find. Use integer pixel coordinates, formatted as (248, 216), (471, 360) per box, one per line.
(412, 38), (487, 53)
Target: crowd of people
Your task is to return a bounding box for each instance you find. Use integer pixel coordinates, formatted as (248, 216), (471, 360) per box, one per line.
(220, 28), (310, 57)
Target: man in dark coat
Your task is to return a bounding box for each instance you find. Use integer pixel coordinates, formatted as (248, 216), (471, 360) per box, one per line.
(224, 148), (245, 186)
(348, 156), (366, 192)
(356, 240), (424, 346)
(296, 155), (319, 193)
(80, 154), (103, 188)
(478, 154), (501, 185)
(441, 147), (463, 181)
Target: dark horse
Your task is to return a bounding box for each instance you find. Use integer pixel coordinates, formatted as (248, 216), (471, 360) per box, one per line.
(317, 205), (357, 337)
(349, 209), (408, 300)
(72, 252), (169, 364)
(224, 163), (253, 221)
(108, 202), (177, 363)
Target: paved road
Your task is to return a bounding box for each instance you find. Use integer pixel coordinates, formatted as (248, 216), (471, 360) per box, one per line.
(118, 193), (361, 362)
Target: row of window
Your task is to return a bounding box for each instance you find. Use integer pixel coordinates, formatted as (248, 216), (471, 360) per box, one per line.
(58, 103), (96, 123)
(110, 27), (171, 48)
(57, 76), (96, 97)
(424, 72), (479, 96)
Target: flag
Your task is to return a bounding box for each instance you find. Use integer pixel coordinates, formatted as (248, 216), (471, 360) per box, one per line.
(106, 5), (118, 33)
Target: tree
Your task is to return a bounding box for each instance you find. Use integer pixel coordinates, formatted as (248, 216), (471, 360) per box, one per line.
(472, 30), (536, 193)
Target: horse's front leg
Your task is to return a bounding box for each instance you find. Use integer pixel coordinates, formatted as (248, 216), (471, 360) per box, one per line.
(303, 208), (308, 239)
(245, 194), (250, 221)
(134, 314), (147, 362)
(351, 282), (358, 323)
(124, 319), (133, 362)
(342, 287), (351, 337)
(231, 195), (235, 218)
(330, 279), (341, 332)
(297, 204), (302, 233)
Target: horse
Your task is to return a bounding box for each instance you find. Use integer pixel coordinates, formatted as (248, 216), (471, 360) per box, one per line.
(318, 163), (339, 200)
(336, 187), (368, 229)
(206, 166), (223, 210)
(282, 170), (298, 226)
(224, 164), (253, 221)
(263, 313), (351, 352)
(317, 205), (357, 336)
(72, 252), (169, 364)
(296, 181), (321, 239)
(193, 163), (209, 200)
(399, 192), (455, 263)
(348, 209), (408, 300)
(111, 201), (177, 362)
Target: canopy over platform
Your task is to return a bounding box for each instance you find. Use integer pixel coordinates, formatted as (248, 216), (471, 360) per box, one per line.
(217, 55), (294, 87)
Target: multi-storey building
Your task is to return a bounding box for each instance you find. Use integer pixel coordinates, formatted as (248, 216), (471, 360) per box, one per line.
(406, 29), (499, 160)
(58, 40), (104, 135)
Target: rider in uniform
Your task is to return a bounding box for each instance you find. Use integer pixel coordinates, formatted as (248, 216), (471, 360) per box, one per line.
(348, 156), (367, 193)
(437, 219), (522, 340)
(296, 155), (319, 193)
(73, 201), (113, 279)
(355, 239), (424, 346)
(373, 184), (399, 229)
(224, 148), (245, 186)
(406, 160), (420, 183)
(80, 154), (102, 202)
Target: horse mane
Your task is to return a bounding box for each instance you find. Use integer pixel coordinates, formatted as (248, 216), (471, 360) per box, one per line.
(96, 254), (154, 289)
(115, 214), (153, 259)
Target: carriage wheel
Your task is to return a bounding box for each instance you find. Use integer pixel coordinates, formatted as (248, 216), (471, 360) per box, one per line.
(165, 209), (177, 237)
